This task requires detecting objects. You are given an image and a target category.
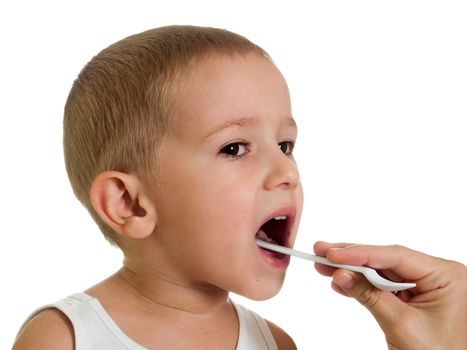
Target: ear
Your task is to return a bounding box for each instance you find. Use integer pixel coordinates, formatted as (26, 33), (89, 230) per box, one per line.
(90, 171), (157, 239)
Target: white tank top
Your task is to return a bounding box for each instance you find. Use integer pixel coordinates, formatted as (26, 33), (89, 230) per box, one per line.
(20, 293), (278, 350)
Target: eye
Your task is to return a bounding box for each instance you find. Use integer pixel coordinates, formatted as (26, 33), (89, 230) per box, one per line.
(278, 141), (295, 155)
(220, 142), (249, 159)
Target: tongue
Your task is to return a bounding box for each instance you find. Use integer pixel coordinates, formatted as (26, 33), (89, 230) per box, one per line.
(256, 229), (278, 244)
(256, 229), (286, 260)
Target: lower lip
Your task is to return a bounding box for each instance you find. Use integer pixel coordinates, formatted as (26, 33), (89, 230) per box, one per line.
(257, 246), (290, 268)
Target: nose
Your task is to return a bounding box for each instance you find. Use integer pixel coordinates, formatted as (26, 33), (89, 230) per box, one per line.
(263, 148), (300, 191)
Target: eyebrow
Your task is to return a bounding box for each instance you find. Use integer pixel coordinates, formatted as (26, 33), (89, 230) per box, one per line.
(203, 116), (297, 139)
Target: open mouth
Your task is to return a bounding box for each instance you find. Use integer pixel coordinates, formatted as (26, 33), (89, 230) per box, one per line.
(255, 214), (291, 260)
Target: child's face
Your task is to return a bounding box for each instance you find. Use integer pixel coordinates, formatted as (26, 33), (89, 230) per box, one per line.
(152, 53), (303, 300)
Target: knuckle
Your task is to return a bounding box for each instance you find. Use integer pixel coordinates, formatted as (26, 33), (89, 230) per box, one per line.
(389, 244), (406, 254)
(441, 259), (467, 277)
(452, 261), (467, 284)
(356, 287), (381, 309)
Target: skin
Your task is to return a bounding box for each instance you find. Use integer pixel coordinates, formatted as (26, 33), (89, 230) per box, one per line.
(13, 53), (303, 349)
(314, 241), (467, 349)
(16, 51), (465, 350)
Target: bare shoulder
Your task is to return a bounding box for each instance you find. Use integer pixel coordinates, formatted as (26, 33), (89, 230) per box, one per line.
(266, 319), (297, 350)
(12, 309), (74, 350)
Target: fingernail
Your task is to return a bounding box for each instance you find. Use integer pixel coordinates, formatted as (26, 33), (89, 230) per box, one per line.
(334, 272), (356, 291)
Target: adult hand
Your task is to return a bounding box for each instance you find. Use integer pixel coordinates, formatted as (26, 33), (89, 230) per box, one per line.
(314, 242), (467, 350)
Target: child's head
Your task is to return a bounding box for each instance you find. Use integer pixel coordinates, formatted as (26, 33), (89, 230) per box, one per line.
(64, 26), (267, 245)
(64, 25), (303, 300)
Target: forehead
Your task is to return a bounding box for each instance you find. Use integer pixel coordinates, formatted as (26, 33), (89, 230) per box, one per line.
(168, 53), (292, 136)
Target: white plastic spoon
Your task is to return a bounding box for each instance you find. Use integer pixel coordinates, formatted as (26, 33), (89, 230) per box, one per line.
(256, 239), (416, 292)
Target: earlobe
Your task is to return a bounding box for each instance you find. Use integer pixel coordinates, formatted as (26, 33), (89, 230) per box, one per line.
(90, 171), (157, 239)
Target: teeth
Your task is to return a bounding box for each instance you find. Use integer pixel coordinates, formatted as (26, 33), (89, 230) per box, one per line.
(274, 216), (287, 220)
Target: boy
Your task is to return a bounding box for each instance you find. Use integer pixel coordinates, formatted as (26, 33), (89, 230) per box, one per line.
(13, 25), (303, 349)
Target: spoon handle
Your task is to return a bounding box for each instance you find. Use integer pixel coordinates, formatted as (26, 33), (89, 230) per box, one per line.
(257, 240), (417, 292)
(256, 239), (367, 273)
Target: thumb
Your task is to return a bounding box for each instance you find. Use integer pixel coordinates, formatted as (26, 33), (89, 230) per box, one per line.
(332, 269), (405, 330)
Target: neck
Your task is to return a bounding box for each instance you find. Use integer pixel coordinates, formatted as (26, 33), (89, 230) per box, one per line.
(85, 245), (239, 349)
(115, 255), (230, 316)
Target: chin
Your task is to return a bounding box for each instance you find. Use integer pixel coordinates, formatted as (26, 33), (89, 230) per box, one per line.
(235, 277), (285, 301)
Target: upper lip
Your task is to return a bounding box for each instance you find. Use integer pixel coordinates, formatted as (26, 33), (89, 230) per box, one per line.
(255, 207), (296, 248)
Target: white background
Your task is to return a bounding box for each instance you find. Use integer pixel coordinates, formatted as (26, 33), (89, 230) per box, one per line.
(1, 1), (466, 348)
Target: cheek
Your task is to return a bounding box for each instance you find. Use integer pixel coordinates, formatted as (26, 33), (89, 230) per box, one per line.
(159, 166), (255, 238)
(157, 145), (263, 238)
(187, 163), (255, 212)
(196, 185), (255, 246)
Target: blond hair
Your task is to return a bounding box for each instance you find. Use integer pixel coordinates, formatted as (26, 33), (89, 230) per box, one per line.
(63, 25), (267, 245)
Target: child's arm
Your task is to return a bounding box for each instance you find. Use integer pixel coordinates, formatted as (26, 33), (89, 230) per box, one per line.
(266, 320), (297, 350)
(12, 310), (74, 350)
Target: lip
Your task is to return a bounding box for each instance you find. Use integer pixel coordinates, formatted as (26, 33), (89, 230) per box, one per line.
(258, 249), (291, 268)
(255, 207), (296, 249)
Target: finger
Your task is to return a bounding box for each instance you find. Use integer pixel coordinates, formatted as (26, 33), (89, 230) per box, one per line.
(313, 241), (354, 256)
(314, 242), (406, 280)
(314, 241), (352, 277)
(314, 262), (337, 277)
(332, 269), (406, 329)
(379, 268), (405, 283)
(331, 280), (350, 297)
(326, 244), (438, 282)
